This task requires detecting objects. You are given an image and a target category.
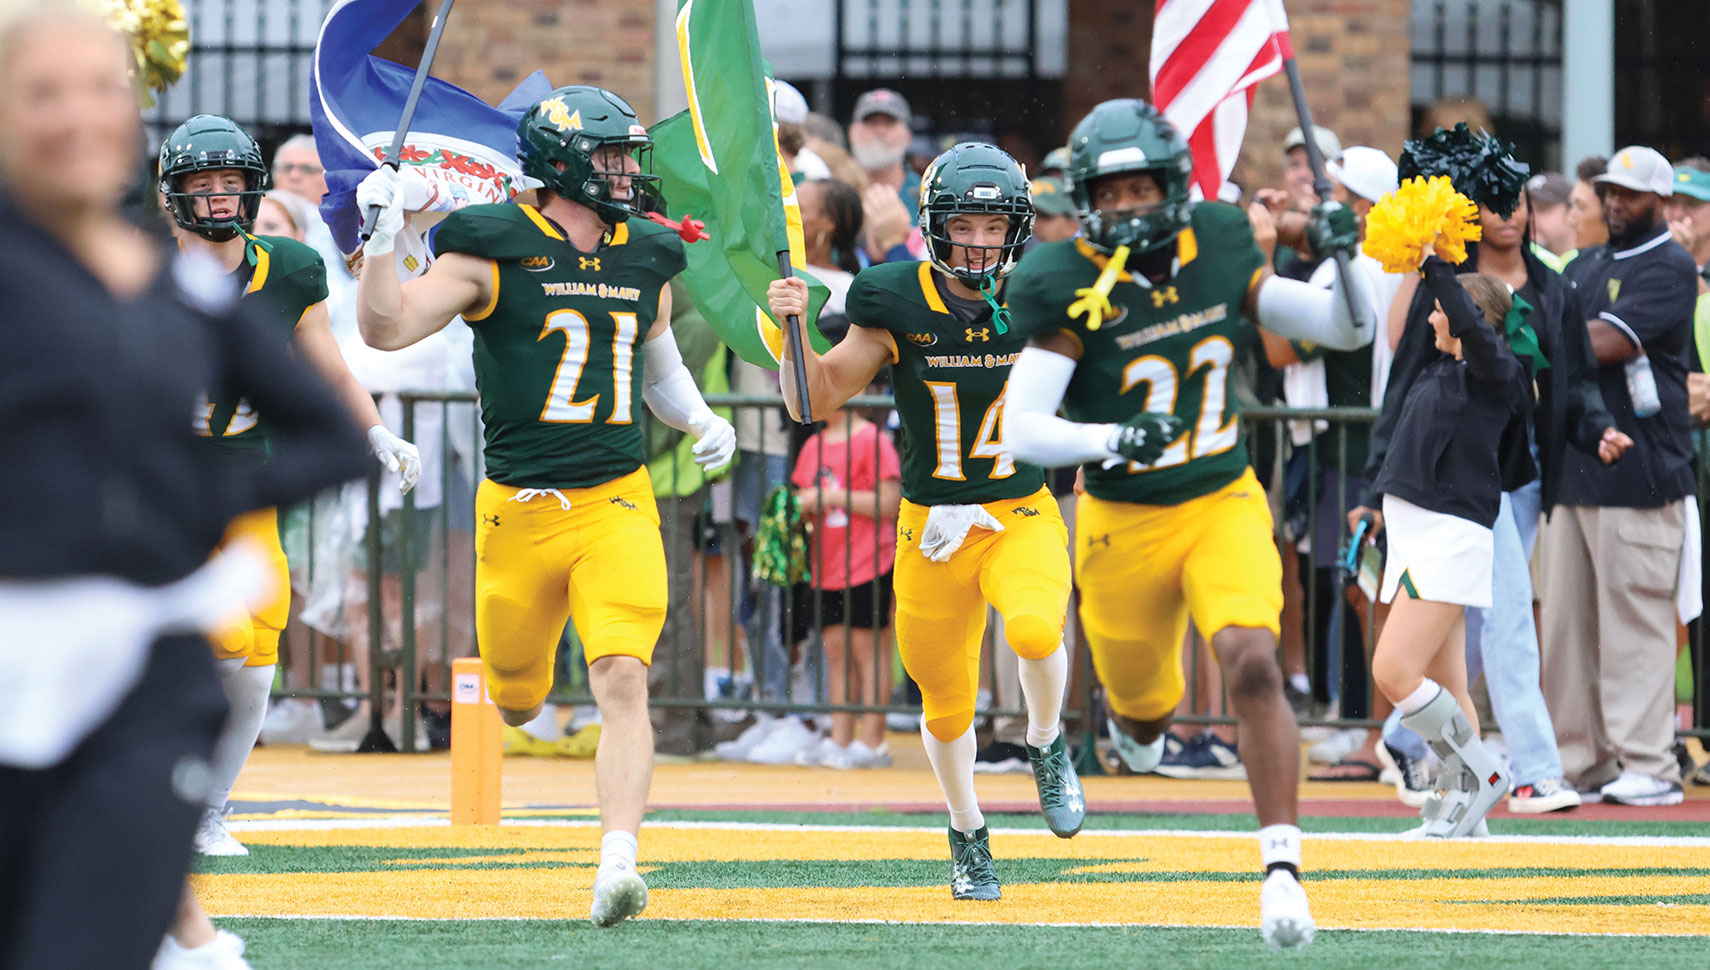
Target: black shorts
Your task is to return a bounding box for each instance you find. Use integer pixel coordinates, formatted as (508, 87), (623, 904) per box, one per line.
(788, 572), (894, 642)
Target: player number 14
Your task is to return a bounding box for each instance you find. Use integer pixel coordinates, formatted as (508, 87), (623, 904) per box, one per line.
(924, 382), (1015, 481)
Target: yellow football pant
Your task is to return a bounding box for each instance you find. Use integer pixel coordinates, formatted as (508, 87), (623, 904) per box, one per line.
(894, 486), (1072, 741)
(209, 506), (291, 668)
(1075, 467), (1283, 722)
(474, 468), (667, 712)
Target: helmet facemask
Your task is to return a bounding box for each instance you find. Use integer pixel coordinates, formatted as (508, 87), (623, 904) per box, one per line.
(534, 131), (663, 225)
(161, 166), (267, 242)
(923, 190), (1034, 286)
(1075, 164), (1193, 256)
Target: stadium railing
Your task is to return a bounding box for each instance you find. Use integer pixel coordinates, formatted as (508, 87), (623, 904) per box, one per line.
(269, 392), (1710, 755)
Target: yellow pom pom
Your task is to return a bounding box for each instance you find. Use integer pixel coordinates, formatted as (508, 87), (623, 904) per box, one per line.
(1362, 175), (1483, 274)
(81, 0), (189, 107)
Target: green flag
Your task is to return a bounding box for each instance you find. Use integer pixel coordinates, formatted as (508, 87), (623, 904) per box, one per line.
(648, 0), (829, 368)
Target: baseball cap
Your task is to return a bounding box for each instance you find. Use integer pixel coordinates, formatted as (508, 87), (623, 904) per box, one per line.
(771, 79), (808, 126)
(1283, 125), (1342, 160)
(1040, 146), (1070, 174)
(1594, 147), (1675, 197)
(1672, 167), (1710, 203)
(1326, 146), (1398, 204)
(1029, 175), (1078, 216)
(1525, 172), (1572, 207)
(852, 88), (911, 125)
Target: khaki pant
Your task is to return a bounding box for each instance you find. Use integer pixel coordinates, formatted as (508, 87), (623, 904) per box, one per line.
(1537, 501), (1685, 788)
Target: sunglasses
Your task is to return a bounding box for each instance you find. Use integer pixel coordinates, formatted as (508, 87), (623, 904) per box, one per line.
(276, 162), (323, 176)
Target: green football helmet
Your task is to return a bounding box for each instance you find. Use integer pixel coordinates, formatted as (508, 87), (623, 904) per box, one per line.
(158, 115), (269, 242)
(517, 86), (661, 224)
(1066, 99), (1193, 254)
(918, 142), (1034, 285)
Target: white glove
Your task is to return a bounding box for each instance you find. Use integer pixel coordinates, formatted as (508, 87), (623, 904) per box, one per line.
(687, 412), (737, 471)
(354, 166), (406, 255)
(368, 425), (422, 494)
(918, 503), (1004, 562)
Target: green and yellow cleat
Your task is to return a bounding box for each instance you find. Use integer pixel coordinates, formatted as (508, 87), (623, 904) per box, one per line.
(1026, 734), (1086, 838)
(948, 826), (1001, 901)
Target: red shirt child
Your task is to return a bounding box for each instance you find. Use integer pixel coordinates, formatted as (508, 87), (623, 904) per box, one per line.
(790, 417), (901, 590)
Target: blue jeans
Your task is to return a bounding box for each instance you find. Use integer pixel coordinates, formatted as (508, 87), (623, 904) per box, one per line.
(1382, 482), (1562, 786)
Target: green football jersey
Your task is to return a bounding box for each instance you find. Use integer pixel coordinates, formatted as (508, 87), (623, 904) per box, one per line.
(433, 203), (686, 489)
(845, 260), (1044, 506)
(196, 235), (328, 454)
(1006, 202), (1265, 506)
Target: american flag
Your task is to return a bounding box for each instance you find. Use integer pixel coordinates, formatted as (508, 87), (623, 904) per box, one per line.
(1149, 0), (1292, 201)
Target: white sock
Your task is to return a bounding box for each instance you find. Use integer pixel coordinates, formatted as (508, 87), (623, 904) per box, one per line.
(208, 661), (274, 812)
(1019, 644), (1068, 749)
(1259, 823), (1303, 874)
(1396, 679), (1442, 716)
(920, 721), (983, 833)
(600, 830), (639, 876)
(519, 703), (559, 743)
(1288, 673), (1310, 695)
(704, 666), (730, 700)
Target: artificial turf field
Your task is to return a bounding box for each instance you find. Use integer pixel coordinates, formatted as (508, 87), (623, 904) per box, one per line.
(205, 742), (1710, 969)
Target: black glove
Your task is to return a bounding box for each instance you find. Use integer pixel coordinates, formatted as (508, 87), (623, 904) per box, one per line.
(1307, 200), (1358, 257)
(1108, 412), (1188, 466)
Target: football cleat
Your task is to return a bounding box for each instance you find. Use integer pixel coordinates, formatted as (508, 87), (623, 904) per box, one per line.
(948, 826), (1001, 901)
(1259, 869), (1316, 951)
(193, 807), (248, 857)
(1025, 734), (1085, 838)
(589, 867), (649, 927)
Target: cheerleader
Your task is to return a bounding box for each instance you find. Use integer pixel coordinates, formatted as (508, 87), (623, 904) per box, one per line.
(1368, 257), (1534, 837)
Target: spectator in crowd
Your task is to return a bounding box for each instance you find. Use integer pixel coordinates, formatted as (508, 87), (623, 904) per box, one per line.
(1255, 146), (1404, 782)
(773, 79), (830, 182)
(1037, 146), (1069, 180)
(813, 142), (871, 194)
(1542, 147), (1699, 807)
(1027, 175), (1079, 246)
(1664, 158), (1710, 274)
(802, 111), (847, 152)
(1527, 172), (1577, 259)
(254, 189), (316, 242)
(1280, 125), (1342, 226)
(271, 133), (347, 275)
(1568, 155), (1610, 256)
(848, 88), (922, 264)
(789, 379), (902, 768)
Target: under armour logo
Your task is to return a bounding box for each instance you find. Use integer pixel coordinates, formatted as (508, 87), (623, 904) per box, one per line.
(1265, 837), (1292, 850)
(1151, 286), (1180, 308)
(608, 496), (638, 511)
(1088, 533), (1111, 548)
(1012, 507), (1040, 517)
(579, 256), (602, 271)
(900, 527), (914, 541)
(483, 514), (500, 527)
(965, 327), (991, 343)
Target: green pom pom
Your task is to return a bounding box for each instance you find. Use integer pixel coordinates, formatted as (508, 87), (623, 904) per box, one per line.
(1399, 123), (1531, 219)
(752, 486), (811, 586)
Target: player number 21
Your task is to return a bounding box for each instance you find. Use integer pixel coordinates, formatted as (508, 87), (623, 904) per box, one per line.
(1118, 335), (1238, 471)
(924, 382), (1015, 481)
(539, 309), (640, 424)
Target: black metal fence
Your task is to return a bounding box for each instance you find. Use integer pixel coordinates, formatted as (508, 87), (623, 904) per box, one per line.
(1409, 0), (1564, 170)
(267, 395), (1710, 760)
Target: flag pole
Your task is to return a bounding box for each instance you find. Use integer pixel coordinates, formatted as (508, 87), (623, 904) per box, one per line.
(775, 252), (815, 425)
(1272, 10), (1373, 332)
(360, 0), (458, 241)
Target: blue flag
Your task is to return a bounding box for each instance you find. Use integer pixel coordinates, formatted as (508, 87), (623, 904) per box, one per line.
(309, 0), (553, 254)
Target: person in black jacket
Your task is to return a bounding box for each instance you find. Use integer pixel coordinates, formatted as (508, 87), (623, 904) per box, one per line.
(1353, 188), (1629, 814)
(1368, 262), (1534, 838)
(0, 8), (366, 970)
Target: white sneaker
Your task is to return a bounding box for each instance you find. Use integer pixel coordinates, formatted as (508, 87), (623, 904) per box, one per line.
(1307, 727), (1365, 765)
(794, 734), (842, 767)
(152, 929), (253, 969)
(1258, 869), (1315, 951)
(193, 808), (247, 857)
(714, 715), (778, 762)
(307, 709), (371, 753)
(257, 698), (319, 746)
(1600, 770), (1684, 807)
(745, 716), (816, 765)
(821, 739), (892, 769)
(589, 867), (649, 927)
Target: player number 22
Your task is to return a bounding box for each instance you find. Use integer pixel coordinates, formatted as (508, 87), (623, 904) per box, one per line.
(1118, 335), (1238, 471)
(924, 382), (1015, 481)
(539, 309), (640, 424)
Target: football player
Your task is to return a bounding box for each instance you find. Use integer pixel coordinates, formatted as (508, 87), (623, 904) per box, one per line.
(354, 85), (736, 927)
(1002, 99), (1379, 951)
(157, 115), (421, 858)
(766, 143), (1081, 902)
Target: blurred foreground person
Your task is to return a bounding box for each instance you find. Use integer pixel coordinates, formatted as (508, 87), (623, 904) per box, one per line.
(0, 5), (366, 969)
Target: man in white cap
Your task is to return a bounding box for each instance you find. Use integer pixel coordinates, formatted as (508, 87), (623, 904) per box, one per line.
(773, 80), (830, 182)
(1540, 146), (1699, 807)
(1282, 125), (1343, 216)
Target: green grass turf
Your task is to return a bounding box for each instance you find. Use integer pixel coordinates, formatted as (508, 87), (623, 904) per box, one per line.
(625, 808), (1710, 838)
(218, 917), (1710, 970)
